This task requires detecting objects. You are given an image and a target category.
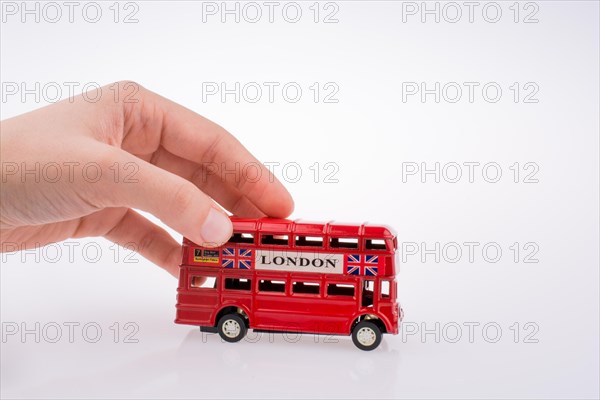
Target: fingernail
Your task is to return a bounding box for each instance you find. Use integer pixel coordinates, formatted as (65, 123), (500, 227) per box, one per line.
(200, 208), (232, 246)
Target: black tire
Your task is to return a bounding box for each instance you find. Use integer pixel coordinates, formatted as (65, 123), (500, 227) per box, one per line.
(217, 313), (247, 343)
(352, 320), (382, 351)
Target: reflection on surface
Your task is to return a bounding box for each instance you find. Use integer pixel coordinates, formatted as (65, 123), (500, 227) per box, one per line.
(14, 328), (401, 398)
(175, 329), (401, 398)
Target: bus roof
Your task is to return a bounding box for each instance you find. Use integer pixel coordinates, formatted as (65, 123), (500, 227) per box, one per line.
(230, 217), (396, 239)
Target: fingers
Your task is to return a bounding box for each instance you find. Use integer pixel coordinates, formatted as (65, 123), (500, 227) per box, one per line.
(114, 82), (294, 218)
(98, 145), (232, 247)
(143, 147), (268, 218)
(103, 208), (181, 278)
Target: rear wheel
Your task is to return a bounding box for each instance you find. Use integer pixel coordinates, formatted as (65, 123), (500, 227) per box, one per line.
(217, 313), (247, 343)
(352, 321), (382, 351)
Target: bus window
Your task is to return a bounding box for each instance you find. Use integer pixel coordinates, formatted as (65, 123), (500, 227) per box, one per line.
(366, 238), (387, 251)
(292, 281), (320, 295)
(362, 280), (374, 307)
(380, 280), (390, 299)
(258, 279), (286, 293)
(261, 234), (289, 246)
(326, 283), (355, 297)
(224, 277), (252, 291)
(330, 237), (359, 249)
(295, 236), (324, 247)
(229, 232), (255, 244)
(191, 276), (217, 289)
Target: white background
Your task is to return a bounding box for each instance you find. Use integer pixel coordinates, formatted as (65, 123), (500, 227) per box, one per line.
(1, 1), (599, 398)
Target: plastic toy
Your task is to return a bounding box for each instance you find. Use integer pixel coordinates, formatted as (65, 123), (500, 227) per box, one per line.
(175, 217), (402, 350)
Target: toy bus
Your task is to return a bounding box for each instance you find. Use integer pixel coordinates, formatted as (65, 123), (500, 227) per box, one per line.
(175, 217), (402, 350)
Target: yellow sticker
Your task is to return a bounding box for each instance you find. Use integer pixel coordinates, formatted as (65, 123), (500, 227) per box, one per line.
(195, 257), (219, 263)
(194, 249), (219, 263)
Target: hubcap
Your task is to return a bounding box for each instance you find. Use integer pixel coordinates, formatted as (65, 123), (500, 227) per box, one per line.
(222, 319), (241, 338)
(357, 327), (376, 346)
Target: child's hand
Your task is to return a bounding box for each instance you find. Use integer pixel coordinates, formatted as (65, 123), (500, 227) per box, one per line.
(0, 81), (294, 277)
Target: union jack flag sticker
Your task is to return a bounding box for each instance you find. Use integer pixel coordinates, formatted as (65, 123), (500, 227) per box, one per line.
(238, 248), (252, 269)
(346, 254), (361, 275)
(239, 248), (252, 258)
(222, 247), (235, 268)
(365, 255), (379, 264)
(222, 247), (253, 269)
(364, 255), (379, 276)
(346, 254), (379, 276)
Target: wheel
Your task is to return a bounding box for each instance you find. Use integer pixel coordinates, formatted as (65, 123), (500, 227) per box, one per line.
(352, 320), (382, 351)
(217, 313), (247, 343)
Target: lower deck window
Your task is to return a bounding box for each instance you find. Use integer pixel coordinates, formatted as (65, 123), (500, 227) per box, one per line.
(327, 283), (355, 297)
(224, 277), (252, 291)
(191, 276), (216, 289)
(258, 279), (286, 293)
(292, 281), (320, 295)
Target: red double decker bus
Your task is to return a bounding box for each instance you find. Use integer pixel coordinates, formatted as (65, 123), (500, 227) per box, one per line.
(175, 217), (402, 350)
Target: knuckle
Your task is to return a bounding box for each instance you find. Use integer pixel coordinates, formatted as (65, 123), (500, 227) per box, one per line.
(103, 80), (145, 114)
(115, 80), (144, 92)
(170, 182), (198, 217)
(161, 247), (181, 272)
(189, 165), (208, 185)
(137, 230), (158, 253)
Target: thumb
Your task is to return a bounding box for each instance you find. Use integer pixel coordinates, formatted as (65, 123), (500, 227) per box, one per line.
(96, 147), (233, 246)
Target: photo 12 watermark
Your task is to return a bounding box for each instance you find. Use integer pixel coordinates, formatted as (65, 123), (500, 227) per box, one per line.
(400, 321), (540, 343)
(1, 161), (140, 185)
(1, 1), (141, 24)
(1, 81), (141, 104)
(194, 161), (340, 185)
(400, 2), (540, 24)
(1, 239), (141, 265)
(200, 1), (340, 24)
(401, 161), (540, 184)
(1, 321), (140, 344)
(401, 82), (540, 104)
(401, 241), (541, 264)
(200, 81), (340, 104)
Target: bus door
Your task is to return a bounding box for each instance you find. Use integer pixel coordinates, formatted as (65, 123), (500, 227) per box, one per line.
(377, 278), (395, 317)
(361, 279), (375, 309)
(186, 272), (219, 325)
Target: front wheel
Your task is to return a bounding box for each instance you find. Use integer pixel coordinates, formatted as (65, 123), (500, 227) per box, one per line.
(352, 321), (382, 351)
(217, 313), (247, 343)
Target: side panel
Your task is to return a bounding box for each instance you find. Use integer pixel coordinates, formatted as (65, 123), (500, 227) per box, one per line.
(251, 277), (359, 334)
(175, 268), (220, 326)
(251, 273), (293, 331)
(219, 272), (253, 324)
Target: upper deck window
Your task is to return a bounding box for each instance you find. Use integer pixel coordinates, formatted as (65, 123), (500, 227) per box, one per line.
(228, 232), (255, 244)
(261, 234), (289, 246)
(330, 237), (359, 249)
(365, 239), (387, 251)
(295, 236), (324, 247)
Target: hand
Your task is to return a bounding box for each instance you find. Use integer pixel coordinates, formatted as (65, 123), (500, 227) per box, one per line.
(0, 81), (294, 277)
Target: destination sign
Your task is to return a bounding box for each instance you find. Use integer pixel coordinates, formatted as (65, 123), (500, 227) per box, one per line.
(255, 250), (343, 274)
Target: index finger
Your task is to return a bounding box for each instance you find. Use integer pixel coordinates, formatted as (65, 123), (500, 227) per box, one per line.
(116, 81), (294, 218)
